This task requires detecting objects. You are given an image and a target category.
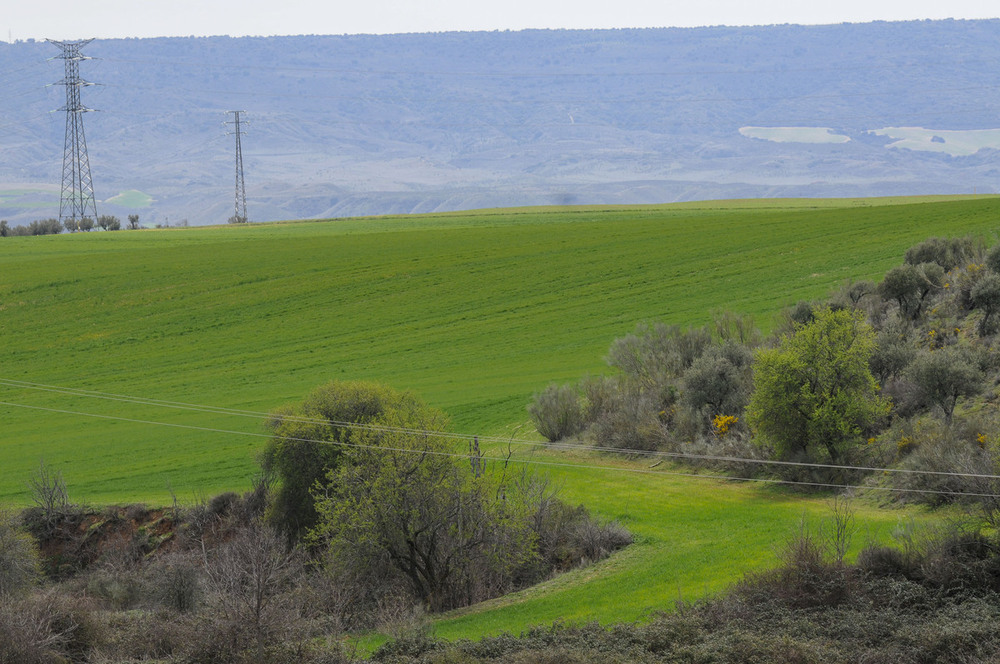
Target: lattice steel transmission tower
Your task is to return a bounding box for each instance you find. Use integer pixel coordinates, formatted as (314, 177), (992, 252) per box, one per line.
(225, 110), (248, 223)
(49, 39), (98, 226)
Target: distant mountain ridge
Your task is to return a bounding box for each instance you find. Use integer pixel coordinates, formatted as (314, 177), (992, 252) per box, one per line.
(1, 20), (1000, 226)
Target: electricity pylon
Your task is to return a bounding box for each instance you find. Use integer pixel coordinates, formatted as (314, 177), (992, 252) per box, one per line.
(49, 39), (98, 227)
(225, 110), (248, 223)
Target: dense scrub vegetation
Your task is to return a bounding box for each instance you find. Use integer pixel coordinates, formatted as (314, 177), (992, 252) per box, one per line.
(0, 382), (630, 663)
(530, 235), (1000, 505)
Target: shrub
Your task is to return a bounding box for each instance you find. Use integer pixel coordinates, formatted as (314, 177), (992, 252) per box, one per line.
(855, 544), (913, 579)
(737, 529), (855, 611)
(606, 322), (710, 397)
(906, 236), (979, 272)
(527, 497), (631, 575)
(153, 552), (202, 613)
(588, 388), (668, 452)
(0, 589), (103, 663)
(0, 509), (41, 598)
(85, 567), (143, 610)
(679, 345), (750, 432)
(571, 519), (633, 563)
(528, 383), (586, 442)
(890, 415), (1000, 505)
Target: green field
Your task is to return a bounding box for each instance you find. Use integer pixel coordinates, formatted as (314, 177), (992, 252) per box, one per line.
(2, 196), (999, 504)
(426, 453), (939, 641)
(1, 196), (997, 637)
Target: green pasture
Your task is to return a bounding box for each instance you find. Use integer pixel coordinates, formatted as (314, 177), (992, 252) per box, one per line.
(428, 447), (937, 641)
(2, 196), (999, 506)
(1, 195), (996, 641)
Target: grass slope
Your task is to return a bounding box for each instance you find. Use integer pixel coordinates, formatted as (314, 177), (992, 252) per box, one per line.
(1, 196), (999, 505)
(428, 451), (935, 641)
(1, 196), (993, 641)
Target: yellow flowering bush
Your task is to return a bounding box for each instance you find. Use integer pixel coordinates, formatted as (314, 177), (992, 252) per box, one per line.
(712, 414), (739, 437)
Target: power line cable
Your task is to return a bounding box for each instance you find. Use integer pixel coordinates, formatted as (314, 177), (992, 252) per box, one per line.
(0, 397), (997, 499)
(3, 377), (1000, 481)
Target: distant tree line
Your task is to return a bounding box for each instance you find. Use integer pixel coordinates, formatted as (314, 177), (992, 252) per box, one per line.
(0, 214), (142, 237)
(529, 235), (1000, 506)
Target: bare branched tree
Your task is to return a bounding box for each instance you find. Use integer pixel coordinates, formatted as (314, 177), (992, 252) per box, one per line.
(202, 523), (300, 654)
(26, 461), (71, 535)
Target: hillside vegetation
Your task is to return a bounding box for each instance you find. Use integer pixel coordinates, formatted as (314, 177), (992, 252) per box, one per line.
(2, 196), (999, 504)
(4, 197), (1000, 660)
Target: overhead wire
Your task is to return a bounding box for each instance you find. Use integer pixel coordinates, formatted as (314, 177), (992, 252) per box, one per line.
(0, 396), (997, 500)
(2, 377), (1000, 482)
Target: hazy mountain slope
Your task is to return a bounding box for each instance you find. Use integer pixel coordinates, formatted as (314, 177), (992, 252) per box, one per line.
(1, 20), (999, 225)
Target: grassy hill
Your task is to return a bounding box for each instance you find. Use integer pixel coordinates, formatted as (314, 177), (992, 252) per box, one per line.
(2, 195), (999, 505)
(3, 195), (997, 641)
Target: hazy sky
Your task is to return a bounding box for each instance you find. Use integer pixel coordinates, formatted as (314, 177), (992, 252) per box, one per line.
(5, 0), (999, 41)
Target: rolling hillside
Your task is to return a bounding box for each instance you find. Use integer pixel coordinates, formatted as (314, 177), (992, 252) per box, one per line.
(3, 197), (998, 639)
(2, 196), (999, 505)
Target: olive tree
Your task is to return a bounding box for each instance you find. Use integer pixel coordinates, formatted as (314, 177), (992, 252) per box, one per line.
(747, 308), (889, 462)
(971, 272), (1000, 335)
(907, 347), (983, 424)
(905, 236), (977, 272)
(879, 263), (944, 320)
(679, 343), (753, 426)
(97, 215), (121, 231)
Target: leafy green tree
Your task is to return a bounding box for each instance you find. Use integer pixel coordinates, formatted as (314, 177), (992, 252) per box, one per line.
(747, 308), (889, 462)
(0, 221), (8, 237)
(260, 380), (447, 542)
(907, 347), (983, 424)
